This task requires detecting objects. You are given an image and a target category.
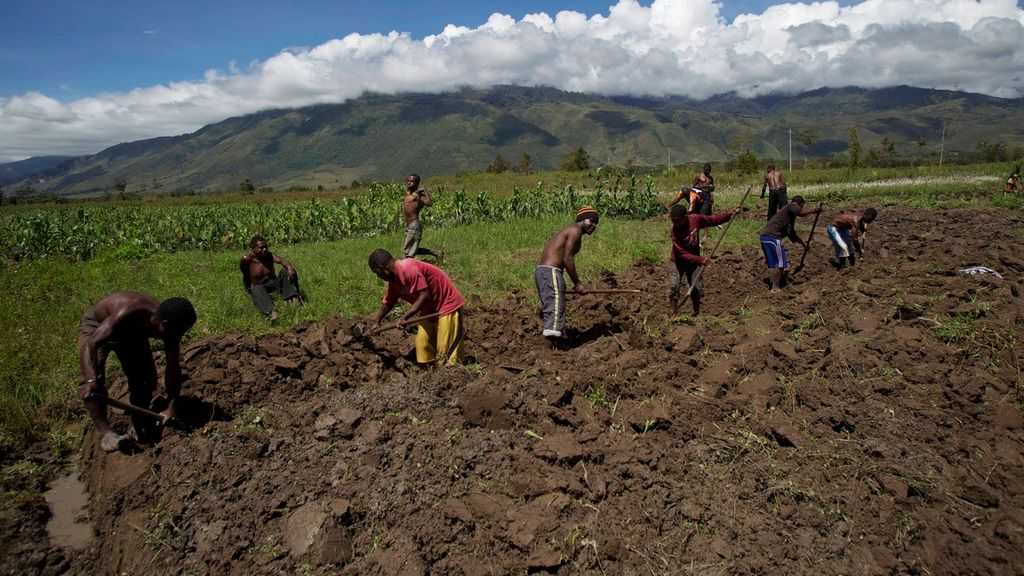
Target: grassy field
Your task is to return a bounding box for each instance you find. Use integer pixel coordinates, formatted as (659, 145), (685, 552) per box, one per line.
(0, 166), (1021, 443)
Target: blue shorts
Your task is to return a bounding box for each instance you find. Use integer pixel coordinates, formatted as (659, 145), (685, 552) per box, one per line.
(760, 234), (789, 269)
(826, 224), (853, 259)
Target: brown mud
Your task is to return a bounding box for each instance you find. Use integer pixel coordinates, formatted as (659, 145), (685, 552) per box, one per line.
(4, 206), (1024, 575)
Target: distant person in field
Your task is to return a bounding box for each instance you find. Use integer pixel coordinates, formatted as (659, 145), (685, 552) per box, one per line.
(402, 174), (442, 261)
(669, 203), (742, 316)
(535, 206), (599, 339)
(368, 249), (465, 365)
(759, 196), (821, 291)
(1007, 166), (1021, 194)
(827, 208), (877, 269)
(240, 235), (302, 322)
(761, 164), (788, 220)
(78, 293), (196, 452)
(692, 163), (715, 215)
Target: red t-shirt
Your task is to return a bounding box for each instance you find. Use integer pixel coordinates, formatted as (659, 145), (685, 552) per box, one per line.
(383, 259), (465, 315)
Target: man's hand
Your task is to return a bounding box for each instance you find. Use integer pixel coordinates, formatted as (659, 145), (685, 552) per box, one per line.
(732, 206), (743, 216)
(572, 285), (587, 295)
(698, 256), (710, 266)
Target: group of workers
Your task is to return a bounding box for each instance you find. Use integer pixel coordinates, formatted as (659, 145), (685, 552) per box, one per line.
(78, 165), (878, 452)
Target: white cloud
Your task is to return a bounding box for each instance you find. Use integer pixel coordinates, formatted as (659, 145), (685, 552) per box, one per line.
(2, 0), (1023, 161)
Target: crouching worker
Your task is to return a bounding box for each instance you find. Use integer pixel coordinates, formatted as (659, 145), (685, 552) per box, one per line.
(368, 249), (465, 366)
(669, 204), (741, 315)
(827, 208), (877, 268)
(79, 293), (196, 452)
(535, 206), (599, 339)
(240, 235), (303, 321)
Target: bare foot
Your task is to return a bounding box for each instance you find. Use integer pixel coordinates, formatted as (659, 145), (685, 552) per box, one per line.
(99, 430), (128, 453)
(269, 310), (279, 322)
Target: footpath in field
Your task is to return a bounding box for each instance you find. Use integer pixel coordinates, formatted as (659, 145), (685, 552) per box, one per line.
(8, 206), (1024, 575)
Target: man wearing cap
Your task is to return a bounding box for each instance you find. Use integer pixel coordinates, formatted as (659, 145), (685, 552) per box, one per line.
(534, 206), (599, 339)
(78, 292), (197, 452)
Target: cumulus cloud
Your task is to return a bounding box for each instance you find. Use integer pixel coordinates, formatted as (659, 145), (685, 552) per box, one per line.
(2, 0), (1023, 161)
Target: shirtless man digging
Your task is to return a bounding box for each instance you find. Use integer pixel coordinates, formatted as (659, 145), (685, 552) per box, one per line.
(402, 174), (442, 261)
(78, 293), (196, 451)
(534, 206), (599, 339)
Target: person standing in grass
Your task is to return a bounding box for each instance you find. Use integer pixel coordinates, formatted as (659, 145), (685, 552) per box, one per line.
(668, 204), (742, 316)
(759, 196), (821, 291)
(78, 293), (196, 452)
(827, 208), (877, 269)
(240, 235), (302, 322)
(368, 249), (465, 365)
(534, 206), (599, 339)
(692, 163), (716, 215)
(761, 164), (788, 220)
(402, 173), (443, 261)
(1007, 166), (1021, 194)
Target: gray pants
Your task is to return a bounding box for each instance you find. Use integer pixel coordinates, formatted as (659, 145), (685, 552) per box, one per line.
(534, 265), (566, 338)
(250, 274), (300, 317)
(767, 187), (788, 221)
(670, 260), (703, 302)
(403, 220), (423, 258)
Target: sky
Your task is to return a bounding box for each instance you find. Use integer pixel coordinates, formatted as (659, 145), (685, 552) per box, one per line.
(1, 0), (1022, 162)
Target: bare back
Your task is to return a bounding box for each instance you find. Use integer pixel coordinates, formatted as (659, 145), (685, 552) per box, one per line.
(539, 224), (583, 268)
(767, 170), (786, 190)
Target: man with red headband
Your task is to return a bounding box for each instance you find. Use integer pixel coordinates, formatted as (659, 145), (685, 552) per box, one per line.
(534, 206), (599, 339)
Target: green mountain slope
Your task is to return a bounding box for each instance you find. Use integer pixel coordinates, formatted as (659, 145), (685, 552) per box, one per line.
(11, 85), (1024, 195)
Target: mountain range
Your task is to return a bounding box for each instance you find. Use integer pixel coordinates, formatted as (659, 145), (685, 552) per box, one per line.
(4, 85), (1023, 196)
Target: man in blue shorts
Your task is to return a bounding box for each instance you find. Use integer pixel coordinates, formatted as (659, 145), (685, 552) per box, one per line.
(759, 196), (821, 290)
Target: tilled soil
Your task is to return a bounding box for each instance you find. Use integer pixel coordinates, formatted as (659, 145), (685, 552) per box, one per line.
(6, 206), (1024, 575)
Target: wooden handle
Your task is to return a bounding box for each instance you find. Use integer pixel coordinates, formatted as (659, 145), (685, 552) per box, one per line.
(371, 310), (447, 334)
(572, 289), (642, 295)
(89, 393), (165, 421)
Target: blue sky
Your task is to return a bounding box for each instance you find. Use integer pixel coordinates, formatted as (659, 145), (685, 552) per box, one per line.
(1, 0), (853, 100)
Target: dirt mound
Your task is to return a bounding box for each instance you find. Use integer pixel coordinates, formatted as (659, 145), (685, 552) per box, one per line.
(12, 206), (1024, 575)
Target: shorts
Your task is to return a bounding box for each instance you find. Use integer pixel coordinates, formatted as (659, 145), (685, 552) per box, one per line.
(403, 220), (423, 258)
(826, 224), (853, 259)
(415, 309), (464, 365)
(670, 260), (704, 301)
(760, 234), (790, 269)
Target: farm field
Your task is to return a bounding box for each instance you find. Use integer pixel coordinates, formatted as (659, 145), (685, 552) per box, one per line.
(2, 203), (1021, 575)
(0, 165), (1021, 575)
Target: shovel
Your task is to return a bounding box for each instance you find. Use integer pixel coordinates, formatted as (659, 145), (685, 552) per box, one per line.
(340, 310), (447, 346)
(793, 202), (824, 275)
(86, 393), (182, 428)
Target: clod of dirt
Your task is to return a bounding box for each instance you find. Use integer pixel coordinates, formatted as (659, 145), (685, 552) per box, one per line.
(960, 485), (1000, 509)
(533, 433), (585, 463)
(283, 501), (353, 565)
(767, 423), (801, 448)
(458, 386), (511, 429)
(770, 340), (799, 361)
(526, 548), (563, 572)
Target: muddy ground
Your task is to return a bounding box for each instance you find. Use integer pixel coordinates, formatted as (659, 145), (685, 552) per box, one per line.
(3, 206), (1024, 575)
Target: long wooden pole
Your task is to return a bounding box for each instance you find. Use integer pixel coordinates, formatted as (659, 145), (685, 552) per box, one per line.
(794, 202), (824, 273)
(684, 185), (754, 299)
(571, 289), (642, 295)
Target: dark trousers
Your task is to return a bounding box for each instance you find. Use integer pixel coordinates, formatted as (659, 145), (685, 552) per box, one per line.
(250, 274), (300, 316)
(767, 187), (788, 220)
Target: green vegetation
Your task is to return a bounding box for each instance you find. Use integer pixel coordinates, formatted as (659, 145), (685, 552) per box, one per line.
(1, 177), (660, 261)
(0, 162), (1019, 441)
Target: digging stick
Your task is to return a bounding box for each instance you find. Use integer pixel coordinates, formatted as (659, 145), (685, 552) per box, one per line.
(684, 184), (754, 299)
(342, 310), (448, 346)
(571, 289), (642, 295)
(794, 202), (824, 274)
(87, 393), (167, 422)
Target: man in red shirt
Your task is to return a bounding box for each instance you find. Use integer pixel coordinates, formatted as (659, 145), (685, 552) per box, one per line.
(669, 204), (741, 316)
(368, 249), (466, 365)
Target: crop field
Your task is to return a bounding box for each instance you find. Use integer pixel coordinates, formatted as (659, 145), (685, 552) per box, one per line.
(0, 162), (1022, 575)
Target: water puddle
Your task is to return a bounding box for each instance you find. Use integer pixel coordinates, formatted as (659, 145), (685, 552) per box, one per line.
(43, 469), (94, 550)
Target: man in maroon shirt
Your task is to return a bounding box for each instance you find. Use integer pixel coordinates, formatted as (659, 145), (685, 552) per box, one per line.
(669, 203), (741, 316)
(368, 249), (466, 365)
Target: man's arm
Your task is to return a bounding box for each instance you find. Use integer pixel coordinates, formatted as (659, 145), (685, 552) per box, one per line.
(401, 290), (430, 321)
(666, 189), (687, 209)
(761, 178), (768, 198)
(272, 254), (296, 277)
(698, 209), (736, 229)
(562, 230), (583, 290)
(418, 189), (433, 207)
(80, 307), (136, 393)
(371, 300), (397, 324)
(240, 257), (252, 292)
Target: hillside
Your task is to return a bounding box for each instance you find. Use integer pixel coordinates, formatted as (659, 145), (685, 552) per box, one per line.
(8, 85), (1024, 196)
(0, 156), (75, 187)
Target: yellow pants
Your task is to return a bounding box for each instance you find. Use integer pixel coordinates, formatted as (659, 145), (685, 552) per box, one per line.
(415, 310), (464, 365)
